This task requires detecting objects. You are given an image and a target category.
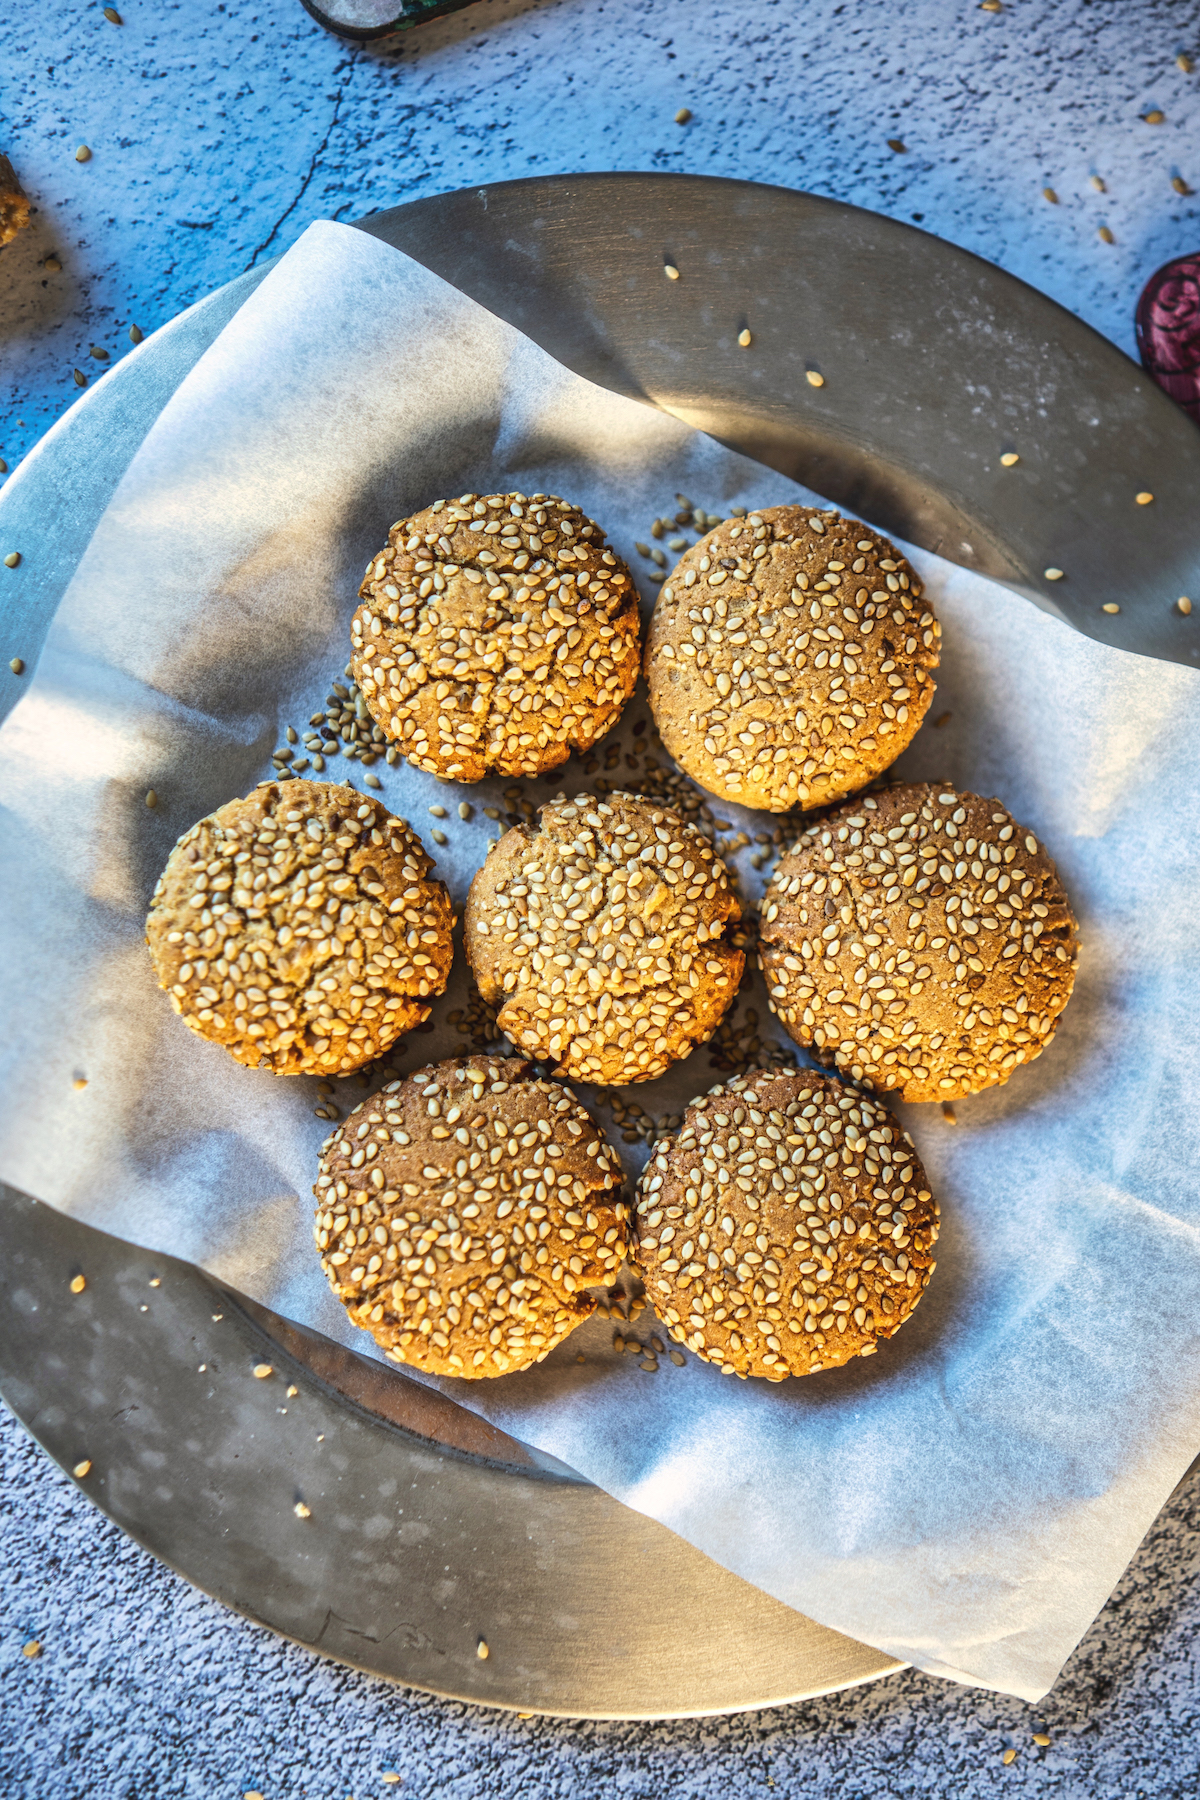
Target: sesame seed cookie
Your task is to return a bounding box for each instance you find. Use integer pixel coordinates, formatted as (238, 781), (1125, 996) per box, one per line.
(758, 783), (1079, 1103)
(635, 1068), (939, 1379)
(644, 505), (940, 812)
(351, 492), (642, 781)
(313, 1056), (629, 1376)
(146, 781), (453, 1076)
(464, 791), (744, 1085)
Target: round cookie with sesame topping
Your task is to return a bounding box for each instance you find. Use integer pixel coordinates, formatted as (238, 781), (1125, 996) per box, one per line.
(758, 782), (1079, 1103)
(634, 1068), (939, 1379)
(644, 505), (940, 812)
(313, 1056), (630, 1376)
(464, 791), (744, 1085)
(146, 780), (453, 1076)
(352, 491), (642, 781)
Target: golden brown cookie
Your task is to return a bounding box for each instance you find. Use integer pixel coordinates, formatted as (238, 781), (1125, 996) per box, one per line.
(464, 791), (744, 1085)
(0, 155), (30, 247)
(146, 780), (453, 1075)
(351, 491), (642, 781)
(759, 783), (1079, 1102)
(634, 1067), (939, 1379)
(313, 1055), (629, 1375)
(644, 505), (940, 812)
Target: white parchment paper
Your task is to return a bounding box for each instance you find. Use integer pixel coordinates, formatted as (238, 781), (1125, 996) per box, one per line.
(2, 221), (1198, 1703)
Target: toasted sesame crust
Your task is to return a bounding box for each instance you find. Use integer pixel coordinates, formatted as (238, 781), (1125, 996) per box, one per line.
(146, 781), (453, 1076)
(0, 155), (30, 247)
(464, 791), (744, 1086)
(634, 1068), (939, 1379)
(644, 505), (940, 812)
(313, 1056), (629, 1376)
(758, 783), (1079, 1102)
(351, 491), (642, 781)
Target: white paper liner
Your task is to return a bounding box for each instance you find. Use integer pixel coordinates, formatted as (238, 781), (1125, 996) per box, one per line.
(2, 221), (1198, 1702)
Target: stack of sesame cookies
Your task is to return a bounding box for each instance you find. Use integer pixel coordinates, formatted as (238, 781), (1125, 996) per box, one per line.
(313, 1056), (629, 1375)
(758, 783), (1079, 1101)
(352, 492), (642, 781)
(464, 791), (744, 1084)
(635, 1068), (939, 1379)
(644, 505), (940, 812)
(146, 780), (454, 1075)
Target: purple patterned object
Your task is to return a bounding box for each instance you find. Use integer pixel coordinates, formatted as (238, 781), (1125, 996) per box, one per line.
(1135, 251), (1200, 426)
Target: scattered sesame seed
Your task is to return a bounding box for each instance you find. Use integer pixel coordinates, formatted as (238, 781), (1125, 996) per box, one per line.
(1102, 603), (1120, 614)
(457, 801), (472, 820)
(4, 551), (20, 569)
(293, 1501), (311, 1519)
(428, 805), (447, 818)
(430, 827), (447, 845)
(75, 144), (92, 162)
(664, 264), (681, 280)
(139, 1304), (148, 1312)
(70, 1274), (86, 1293)
(1143, 109), (1166, 124)
(1089, 174), (1107, 192)
(1172, 176), (1193, 195)
(1044, 568), (1064, 581)
(145, 789), (158, 808)
(1135, 491), (1154, 505)
(1179, 53), (1194, 73)
(670, 1349), (686, 1365)
(1097, 226), (1115, 244)
(72, 1459), (92, 1479)
(383, 1776), (402, 1786)
(738, 328), (752, 348)
(253, 1363), (273, 1379)
(22, 1640), (41, 1658)
(979, 0), (1002, 10)
(1178, 596), (1192, 616)
(887, 138), (906, 152)
(674, 107), (692, 124)
(104, 6), (122, 20)
(8, 656), (23, 673)
(212, 1313), (223, 1321)
(942, 1102), (957, 1124)
(363, 773), (382, 789)
(73, 369), (88, 387)
(90, 345), (108, 362)
(999, 452), (1020, 466)
(477, 1639), (490, 1659)
(149, 1277), (160, 1287)
(1002, 1748), (1017, 1765)
(806, 369), (825, 387)
(1042, 187), (1059, 204)
(72, 1076), (87, 1090)
(129, 324), (143, 344)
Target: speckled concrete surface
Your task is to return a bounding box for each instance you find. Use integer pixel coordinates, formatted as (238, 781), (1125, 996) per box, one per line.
(2, 0), (1199, 1791)
(1, 1415), (1197, 1798)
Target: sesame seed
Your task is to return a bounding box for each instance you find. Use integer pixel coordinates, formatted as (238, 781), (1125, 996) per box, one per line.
(1002, 1749), (1017, 1765)
(70, 1274), (86, 1293)
(941, 1103), (957, 1124)
(1178, 597), (1192, 616)
(477, 1639), (490, 1659)
(129, 324), (143, 344)
(1090, 174), (1106, 192)
(72, 1459), (92, 1479)
(4, 551), (20, 569)
(8, 656), (23, 673)
(363, 773), (382, 789)
(294, 1501), (311, 1519)
(1032, 1732), (1051, 1746)
(22, 1640), (41, 1658)
(383, 1777), (402, 1786)
(253, 1364), (273, 1379)
(1172, 176), (1192, 195)
(1098, 226), (1115, 244)
(999, 452), (1019, 467)
(1143, 110), (1165, 125)
(1042, 187), (1059, 204)
(104, 5), (122, 20)
(1135, 492), (1154, 505)
(674, 108), (692, 124)
(1102, 603), (1120, 614)
(287, 1384), (298, 1397)
(72, 1076), (87, 1090)
(806, 370), (825, 387)
(887, 138), (906, 152)
(1044, 568), (1064, 581)
(145, 790), (158, 808)
(75, 144), (91, 162)
(738, 328), (752, 348)
(664, 264), (681, 280)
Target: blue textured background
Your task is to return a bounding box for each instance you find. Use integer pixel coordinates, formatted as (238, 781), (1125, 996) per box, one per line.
(2, 1), (1198, 1793)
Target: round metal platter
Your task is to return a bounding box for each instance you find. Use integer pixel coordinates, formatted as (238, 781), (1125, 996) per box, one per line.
(2, 174), (1198, 1720)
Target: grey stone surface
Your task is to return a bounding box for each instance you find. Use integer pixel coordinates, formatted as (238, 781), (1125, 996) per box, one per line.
(1, 1414), (1197, 1797)
(1, 0), (1199, 1787)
